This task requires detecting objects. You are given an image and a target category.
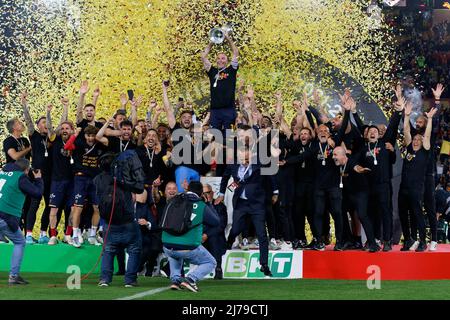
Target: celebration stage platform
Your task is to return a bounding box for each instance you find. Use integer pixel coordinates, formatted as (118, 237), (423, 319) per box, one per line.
(1, 243), (449, 280)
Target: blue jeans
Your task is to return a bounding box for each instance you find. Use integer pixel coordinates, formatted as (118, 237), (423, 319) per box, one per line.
(100, 222), (142, 284)
(163, 245), (216, 283)
(0, 217), (26, 276)
(175, 166), (200, 193)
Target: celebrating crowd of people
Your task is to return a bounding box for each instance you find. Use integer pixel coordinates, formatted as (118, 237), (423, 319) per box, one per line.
(0, 33), (447, 291)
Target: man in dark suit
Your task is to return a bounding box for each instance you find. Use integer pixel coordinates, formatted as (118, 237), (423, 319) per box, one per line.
(202, 183), (228, 280)
(216, 147), (277, 277)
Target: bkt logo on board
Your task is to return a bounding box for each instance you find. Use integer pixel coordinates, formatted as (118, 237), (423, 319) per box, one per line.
(224, 252), (300, 278)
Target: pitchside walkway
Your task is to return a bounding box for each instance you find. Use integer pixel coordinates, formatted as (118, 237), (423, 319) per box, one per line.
(1, 243), (449, 280)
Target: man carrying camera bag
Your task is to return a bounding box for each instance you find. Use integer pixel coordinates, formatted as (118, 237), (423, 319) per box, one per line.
(160, 180), (219, 292)
(0, 158), (44, 285)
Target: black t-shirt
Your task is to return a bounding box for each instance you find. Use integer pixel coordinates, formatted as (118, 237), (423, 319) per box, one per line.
(170, 124), (206, 173)
(341, 156), (369, 193)
(3, 136), (31, 164)
(77, 119), (103, 130)
(287, 140), (314, 184)
(29, 131), (52, 174)
(410, 125), (437, 176)
(72, 137), (107, 177)
(207, 65), (238, 110)
(135, 146), (166, 184)
(51, 135), (74, 181)
(107, 136), (136, 154)
(311, 140), (340, 190)
(361, 141), (392, 185)
(400, 144), (430, 190)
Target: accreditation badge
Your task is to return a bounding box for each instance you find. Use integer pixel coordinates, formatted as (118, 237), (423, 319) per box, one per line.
(227, 181), (239, 192)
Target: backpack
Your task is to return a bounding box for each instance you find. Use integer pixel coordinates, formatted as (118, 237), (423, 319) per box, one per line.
(111, 150), (145, 193)
(159, 193), (199, 235)
(93, 172), (127, 223)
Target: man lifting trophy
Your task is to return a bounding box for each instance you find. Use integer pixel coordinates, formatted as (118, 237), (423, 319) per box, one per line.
(200, 24), (239, 133)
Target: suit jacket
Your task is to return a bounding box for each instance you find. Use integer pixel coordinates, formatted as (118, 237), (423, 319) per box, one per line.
(220, 163), (276, 211)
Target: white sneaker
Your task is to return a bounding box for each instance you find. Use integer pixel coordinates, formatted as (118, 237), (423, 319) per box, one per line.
(409, 240), (420, 251)
(96, 235), (104, 244)
(249, 239), (259, 250)
(48, 236), (58, 245)
(240, 238), (250, 250)
(80, 231), (86, 244)
(72, 236), (81, 248)
(429, 241), (438, 251)
(280, 241), (293, 251)
(63, 235), (74, 245)
(375, 239), (382, 247)
(88, 236), (101, 246)
(269, 238), (281, 250)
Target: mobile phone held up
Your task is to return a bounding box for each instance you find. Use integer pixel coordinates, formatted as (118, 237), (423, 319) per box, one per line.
(127, 89), (134, 102)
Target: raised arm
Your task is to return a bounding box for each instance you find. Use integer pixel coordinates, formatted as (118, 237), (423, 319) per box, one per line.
(162, 82), (176, 129)
(431, 83), (445, 140)
(46, 104), (55, 139)
(423, 108), (437, 151)
(20, 91), (35, 136)
(201, 42), (213, 72)
(151, 102), (163, 129)
(403, 102), (413, 146)
(76, 80), (89, 124)
(130, 95), (142, 127)
(225, 33), (239, 62)
(96, 117), (113, 146)
(92, 86), (101, 107)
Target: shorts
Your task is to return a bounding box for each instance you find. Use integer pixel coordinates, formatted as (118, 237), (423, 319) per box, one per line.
(49, 179), (74, 208)
(72, 175), (98, 207)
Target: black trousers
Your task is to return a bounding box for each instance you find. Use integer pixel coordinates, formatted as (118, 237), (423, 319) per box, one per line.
(344, 191), (376, 246)
(25, 175), (51, 232)
(398, 187), (424, 242)
(368, 182), (392, 242)
(276, 167), (296, 242)
(314, 187), (343, 243)
(139, 232), (162, 275)
(227, 199), (269, 265)
(292, 181), (314, 241)
(424, 174), (437, 242)
(204, 226), (227, 267)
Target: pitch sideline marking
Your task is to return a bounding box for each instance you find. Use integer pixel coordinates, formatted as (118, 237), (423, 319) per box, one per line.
(116, 286), (170, 300)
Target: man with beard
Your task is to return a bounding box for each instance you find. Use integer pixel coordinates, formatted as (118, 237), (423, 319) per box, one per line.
(76, 80), (103, 130)
(357, 96), (404, 251)
(282, 127), (315, 249)
(3, 118), (32, 235)
(408, 84), (445, 251)
(307, 98), (351, 251)
(64, 125), (107, 248)
(96, 118), (137, 154)
(163, 81), (205, 192)
(46, 103), (75, 246)
(20, 92), (62, 244)
(135, 129), (168, 225)
(399, 104), (437, 252)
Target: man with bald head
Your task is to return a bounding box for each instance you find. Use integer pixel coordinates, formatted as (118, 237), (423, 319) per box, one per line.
(332, 147), (378, 252)
(201, 32), (239, 132)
